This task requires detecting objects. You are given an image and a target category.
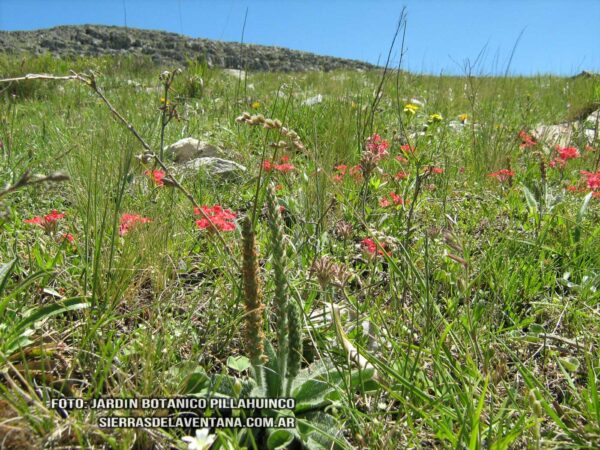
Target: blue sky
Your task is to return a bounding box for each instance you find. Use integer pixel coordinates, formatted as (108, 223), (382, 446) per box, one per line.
(0, 1), (599, 76)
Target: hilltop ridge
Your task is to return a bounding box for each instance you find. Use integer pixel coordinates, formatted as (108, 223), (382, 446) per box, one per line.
(0, 25), (377, 72)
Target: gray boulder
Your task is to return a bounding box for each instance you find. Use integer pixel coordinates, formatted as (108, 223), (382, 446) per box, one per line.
(165, 138), (225, 163)
(177, 157), (246, 179)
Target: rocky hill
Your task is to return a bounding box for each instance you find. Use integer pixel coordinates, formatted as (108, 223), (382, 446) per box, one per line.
(0, 25), (377, 72)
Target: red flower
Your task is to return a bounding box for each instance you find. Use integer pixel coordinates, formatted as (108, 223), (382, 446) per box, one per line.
(62, 233), (75, 243)
(361, 237), (387, 256)
(380, 192), (407, 207)
(194, 205), (237, 231)
(24, 216), (43, 225)
(580, 170), (600, 190)
(389, 192), (406, 205)
(335, 164), (348, 175)
(119, 213), (151, 236)
(400, 144), (415, 153)
(488, 169), (515, 181)
(263, 157), (295, 173)
(394, 171), (409, 180)
(556, 146), (580, 160)
(424, 166), (444, 175)
(519, 131), (537, 149)
(365, 133), (389, 157)
(273, 163), (295, 173)
(350, 165), (363, 177)
(566, 185), (578, 192)
(24, 210), (65, 234)
(145, 169), (166, 186)
(395, 155), (408, 164)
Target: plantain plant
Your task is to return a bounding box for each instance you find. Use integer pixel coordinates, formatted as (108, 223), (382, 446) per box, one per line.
(183, 185), (377, 450)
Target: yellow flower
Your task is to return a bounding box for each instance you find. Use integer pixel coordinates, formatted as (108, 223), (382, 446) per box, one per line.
(160, 97), (171, 106)
(458, 113), (468, 123)
(429, 113), (443, 123)
(251, 100), (261, 109)
(403, 103), (419, 115)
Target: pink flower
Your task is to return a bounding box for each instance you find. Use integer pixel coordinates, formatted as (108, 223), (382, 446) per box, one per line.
(580, 170), (600, 190)
(365, 133), (389, 157)
(119, 213), (151, 236)
(194, 205), (237, 231)
(488, 169), (515, 181)
(379, 197), (391, 208)
(145, 169), (166, 186)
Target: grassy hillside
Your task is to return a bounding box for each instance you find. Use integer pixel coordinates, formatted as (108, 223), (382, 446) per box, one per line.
(1, 54), (599, 449)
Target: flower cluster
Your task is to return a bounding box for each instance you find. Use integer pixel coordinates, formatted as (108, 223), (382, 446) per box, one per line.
(263, 155), (295, 173)
(580, 170), (600, 190)
(360, 238), (388, 257)
(379, 192), (408, 208)
(428, 113), (443, 123)
(488, 169), (515, 182)
(365, 133), (390, 157)
(119, 213), (151, 236)
(332, 164), (362, 183)
(519, 131), (537, 149)
(24, 210), (65, 235)
(424, 166), (444, 175)
(549, 146), (580, 169)
(194, 205), (237, 231)
(404, 103), (419, 115)
(394, 171), (409, 180)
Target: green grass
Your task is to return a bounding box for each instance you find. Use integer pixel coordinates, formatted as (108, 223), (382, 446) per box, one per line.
(1, 53), (599, 449)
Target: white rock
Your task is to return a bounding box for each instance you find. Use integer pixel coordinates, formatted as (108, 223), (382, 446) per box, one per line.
(179, 157), (246, 178)
(302, 94), (323, 106)
(223, 69), (246, 80)
(532, 123), (574, 148)
(165, 138), (224, 163)
(584, 110), (599, 126)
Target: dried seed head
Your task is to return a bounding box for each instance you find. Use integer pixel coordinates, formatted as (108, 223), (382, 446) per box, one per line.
(334, 221), (353, 240)
(311, 256), (337, 290)
(263, 118), (276, 129)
